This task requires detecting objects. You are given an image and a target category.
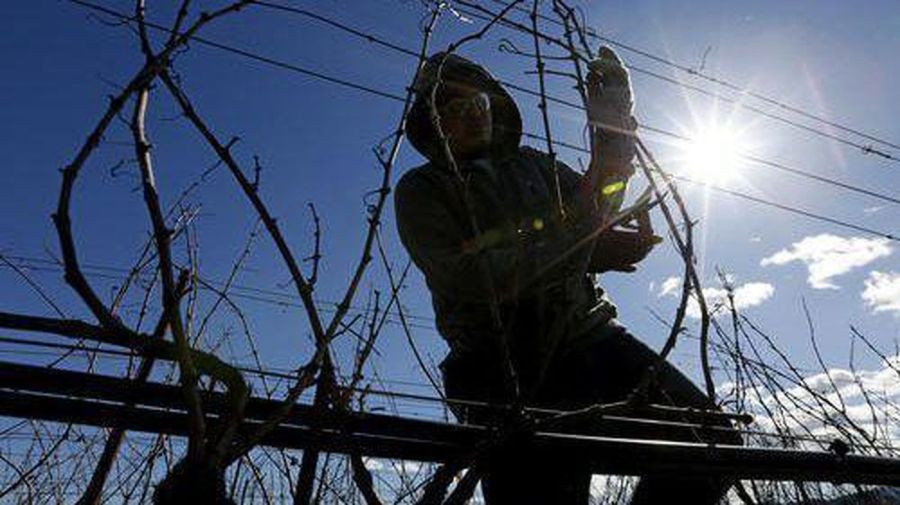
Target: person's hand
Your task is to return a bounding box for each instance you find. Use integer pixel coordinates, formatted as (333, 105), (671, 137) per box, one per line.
(587, 47), (637, 176)
(587, 47), (634, 131)
(589, 229), (662, 273)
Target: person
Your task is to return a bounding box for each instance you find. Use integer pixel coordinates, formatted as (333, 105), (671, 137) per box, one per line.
(394, 49), (740, 504)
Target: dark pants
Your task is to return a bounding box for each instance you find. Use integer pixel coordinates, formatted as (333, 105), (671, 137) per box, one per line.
(441, 321), (741, 505)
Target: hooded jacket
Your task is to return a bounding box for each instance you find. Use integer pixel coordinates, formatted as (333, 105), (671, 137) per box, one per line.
(395, 53), (617, 369)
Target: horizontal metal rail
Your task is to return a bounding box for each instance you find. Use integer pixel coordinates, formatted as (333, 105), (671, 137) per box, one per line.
(1, 361), (899, 486)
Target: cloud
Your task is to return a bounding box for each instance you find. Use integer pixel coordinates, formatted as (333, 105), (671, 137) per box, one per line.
(729, 355), (900, 450)
(658, 277), (774, 319)
(590, 475), (635, 500)
(363, 459), (427, 475)
(363, 458), (384, 471)
(687, 282), (775, 319)
(862, 271), (900, 314)
(863, 205), (883, 215)
(761, 234), (892, 289)
(391, 461), (423, 475)
(658, 276), (682, 297)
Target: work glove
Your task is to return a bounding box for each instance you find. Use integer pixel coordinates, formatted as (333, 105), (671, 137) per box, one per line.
(587, 47), (637, 177)
(588, 229), (662, 273)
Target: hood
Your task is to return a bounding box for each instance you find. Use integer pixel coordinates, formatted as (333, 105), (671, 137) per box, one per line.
(407, 52), (522, 164)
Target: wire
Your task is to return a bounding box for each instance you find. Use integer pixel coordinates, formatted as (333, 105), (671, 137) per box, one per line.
(0, 334), (431, 393)
(251, 0), (900, 206)
(67, 0), (900, 208)
(0, 253), (872, 419)
(635, 126), (900, 206)
(480, 0), (900, 156)
(0, 335), (683, 413)
(672, 174), (897, 241)
(2, 338), (897, 453)
(260, 0), (900, 163)
(0, 254), (860, 377)
(579, 135), (900, 241)
(63, 0), (899, 242)
(0, 255), (439, 330)
(68, 0), (406, 102)
(0, 253), (778, 403)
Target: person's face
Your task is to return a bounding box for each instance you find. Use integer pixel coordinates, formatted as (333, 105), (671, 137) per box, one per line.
(436, 81), (492, 160)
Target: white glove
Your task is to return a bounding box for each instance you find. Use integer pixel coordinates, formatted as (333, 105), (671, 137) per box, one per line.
(587, 47), (637, 175)
(587, 47), (634, 130)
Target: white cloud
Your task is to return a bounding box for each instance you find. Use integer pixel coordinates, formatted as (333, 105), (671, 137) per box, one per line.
(391, 461), (423, 475)
(761, 234), (892, 289)
(364, 459), (427, 475)
(687, 282), (775, 319)
(733, 356), (900, 450)
(658, 277), (774, 319)
(590, 475), (635, 500)
(863, 205), (883, 215)
(363, 458), (384, 471)
(732, 282), (775, 309)
(658, 276), (682, 297)
(862, 271), (900, 314)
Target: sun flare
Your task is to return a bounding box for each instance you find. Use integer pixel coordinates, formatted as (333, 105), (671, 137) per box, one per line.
(681, 126), (745, 184)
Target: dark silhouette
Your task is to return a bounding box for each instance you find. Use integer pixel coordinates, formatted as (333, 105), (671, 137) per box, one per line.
(395, 50), (742, 504)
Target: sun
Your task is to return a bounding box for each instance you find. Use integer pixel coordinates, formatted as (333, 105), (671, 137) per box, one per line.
(680, 126), (745, 184)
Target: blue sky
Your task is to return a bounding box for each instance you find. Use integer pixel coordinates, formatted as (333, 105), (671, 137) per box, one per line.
(1, 0), (899, 420)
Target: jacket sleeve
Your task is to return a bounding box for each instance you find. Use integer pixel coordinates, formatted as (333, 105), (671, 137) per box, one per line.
(395, 169), (536, 304)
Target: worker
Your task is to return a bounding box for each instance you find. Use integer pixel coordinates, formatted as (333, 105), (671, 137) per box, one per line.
(395, 48), (740, 504)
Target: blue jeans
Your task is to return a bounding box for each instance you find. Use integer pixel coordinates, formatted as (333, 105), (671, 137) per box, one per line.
(441, 321), (741, 504)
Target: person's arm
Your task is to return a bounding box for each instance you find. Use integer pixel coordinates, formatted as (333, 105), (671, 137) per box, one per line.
(586, 47), (638, 216)
(581, 48), (661, 273)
